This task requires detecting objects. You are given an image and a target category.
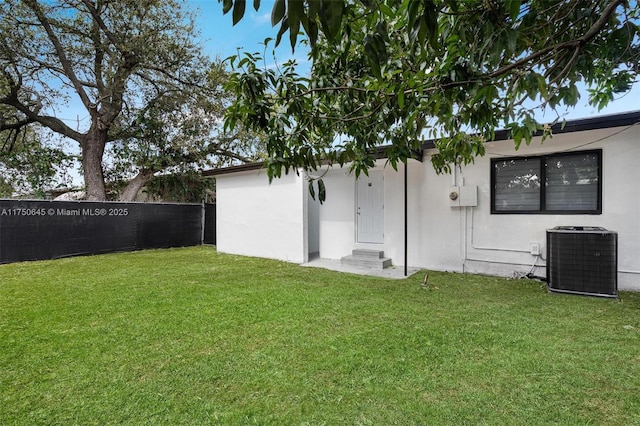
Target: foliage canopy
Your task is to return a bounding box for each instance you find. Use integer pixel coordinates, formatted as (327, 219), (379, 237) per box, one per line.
(221, 0), (639, 200)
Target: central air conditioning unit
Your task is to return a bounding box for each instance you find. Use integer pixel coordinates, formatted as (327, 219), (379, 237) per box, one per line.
(546, 226), (618, 298)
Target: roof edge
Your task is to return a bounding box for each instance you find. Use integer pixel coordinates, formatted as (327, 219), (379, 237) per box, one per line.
(202, 162), (265, 177)
(422, 109), (640, 149)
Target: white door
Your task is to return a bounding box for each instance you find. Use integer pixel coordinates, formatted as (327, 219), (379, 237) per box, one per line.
(356, 171), (384, 244)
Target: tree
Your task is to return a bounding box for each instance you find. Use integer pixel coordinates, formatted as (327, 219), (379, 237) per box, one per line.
(221, 0), (639, 200)
(1, 124), (73, 198)
(142, 172), (217, 203)
(104, 62), (265, 200)
(0, 0), (258, 201)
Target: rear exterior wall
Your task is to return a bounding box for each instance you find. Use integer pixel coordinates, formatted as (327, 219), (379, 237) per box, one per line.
(215, 170), (308, 264)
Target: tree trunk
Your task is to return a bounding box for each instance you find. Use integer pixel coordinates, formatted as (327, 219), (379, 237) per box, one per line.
(82, 125), (108, 201)
(119, 169), (155, 201)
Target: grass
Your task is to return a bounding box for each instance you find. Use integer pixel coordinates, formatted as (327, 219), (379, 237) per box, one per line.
(1, 246), (639, 425)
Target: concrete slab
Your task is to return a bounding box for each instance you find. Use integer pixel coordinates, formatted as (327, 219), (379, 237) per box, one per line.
(301, 258), (421, 280)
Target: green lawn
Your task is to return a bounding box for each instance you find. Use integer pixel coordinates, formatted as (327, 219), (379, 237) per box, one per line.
(1, 246), (639, 425)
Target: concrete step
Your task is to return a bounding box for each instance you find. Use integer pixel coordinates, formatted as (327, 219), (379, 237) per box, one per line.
(351, 249), (385, 259)
(340, 250), (392, 270)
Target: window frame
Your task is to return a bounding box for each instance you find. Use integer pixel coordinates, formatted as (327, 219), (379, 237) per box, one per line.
(490, 149), (602, 215)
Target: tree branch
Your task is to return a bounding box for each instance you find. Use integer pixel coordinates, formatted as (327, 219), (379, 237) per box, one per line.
(79, 0), (127, 56)
(24, 0), (95, 115)
(1, 75), (84, 142)
(487, 0), (625, 80)
(3, 100), (83, 142)
(204, 144), (253, 164)
(90, 6), (106, 94)
(0, 117), (34, 132)
(120, 168), (155, 201)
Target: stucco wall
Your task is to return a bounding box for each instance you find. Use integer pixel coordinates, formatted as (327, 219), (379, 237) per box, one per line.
(317, 168), (357, 259)
(314, 124), (639, 290)
(413, 124), (640, 290)
(213, 122), (639, 291)
(215, 170), (307, 263)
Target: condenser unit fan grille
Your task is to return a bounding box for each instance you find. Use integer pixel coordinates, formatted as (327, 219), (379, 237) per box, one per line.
(546, 226), (617, 298)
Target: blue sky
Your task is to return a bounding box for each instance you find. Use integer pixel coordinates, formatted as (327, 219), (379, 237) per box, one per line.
(194, 1), (310, 70)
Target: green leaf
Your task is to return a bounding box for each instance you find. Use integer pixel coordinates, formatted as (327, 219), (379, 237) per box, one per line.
(319, 0), (344, 42)
(304, 19), (319, 49)
(372, 33), (388, 63)
(423, 1), (439, 49)
(288, 0), (304, 49)
(253, 0), (260, 11)
(222, 0), (233, 14)
(506, 0), (521, 21)
(536, 74), (549, 101)
(271, 0), (286, 26)
(275, 17), (289, 47)
(407, 0), (421, 33)
(232, 0), (246, 25)
(308, 180), (316, 200)
(512, 126), (523, 150)
(364, 36), (381, 78)
(308, 0), (320, 19)
(318, 178), (326, 204)
(379, 3), (394, 18)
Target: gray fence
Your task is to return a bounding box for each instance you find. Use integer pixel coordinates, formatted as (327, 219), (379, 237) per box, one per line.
(203, 203), (216, 245)
(0, 199), (216, 264)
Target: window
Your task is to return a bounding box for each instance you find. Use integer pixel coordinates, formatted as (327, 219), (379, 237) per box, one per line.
(491, 150), (602, 214)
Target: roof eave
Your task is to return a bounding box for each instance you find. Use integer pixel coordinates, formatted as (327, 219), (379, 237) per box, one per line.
(202, 162), (265, 177)
(421, 109), (640, 150)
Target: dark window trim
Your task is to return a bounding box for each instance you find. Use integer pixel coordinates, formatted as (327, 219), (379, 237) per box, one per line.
(491, 149), (602, 215)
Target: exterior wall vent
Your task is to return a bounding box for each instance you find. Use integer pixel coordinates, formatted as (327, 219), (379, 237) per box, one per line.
(546, 226), (618, 298)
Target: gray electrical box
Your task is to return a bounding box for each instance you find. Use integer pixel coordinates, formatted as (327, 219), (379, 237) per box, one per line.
(449, 186), (478, 207)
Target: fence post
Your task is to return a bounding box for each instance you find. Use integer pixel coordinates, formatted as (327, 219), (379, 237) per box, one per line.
(201, 200), (206, 245)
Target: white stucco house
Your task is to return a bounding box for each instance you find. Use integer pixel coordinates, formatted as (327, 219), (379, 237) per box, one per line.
(204, 110), (640, 292)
